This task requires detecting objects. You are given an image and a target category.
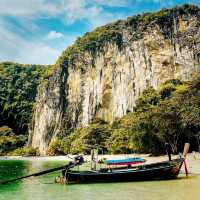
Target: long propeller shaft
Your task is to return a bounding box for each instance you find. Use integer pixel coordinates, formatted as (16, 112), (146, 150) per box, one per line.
(0, 162), (76, 184)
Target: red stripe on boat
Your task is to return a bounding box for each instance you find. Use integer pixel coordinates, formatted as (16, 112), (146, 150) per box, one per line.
(107, 161), (145, 165)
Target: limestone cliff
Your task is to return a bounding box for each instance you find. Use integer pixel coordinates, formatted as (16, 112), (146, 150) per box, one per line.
(28, 5), (200, 155)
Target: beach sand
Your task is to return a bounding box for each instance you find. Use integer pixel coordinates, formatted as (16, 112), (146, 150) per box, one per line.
(1, 153), (200, 174)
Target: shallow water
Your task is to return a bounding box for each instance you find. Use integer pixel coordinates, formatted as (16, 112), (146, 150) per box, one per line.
(0, 159), (200, 200)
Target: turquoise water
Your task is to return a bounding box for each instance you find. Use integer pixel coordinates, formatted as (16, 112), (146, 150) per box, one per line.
(0, 159), (200, 200)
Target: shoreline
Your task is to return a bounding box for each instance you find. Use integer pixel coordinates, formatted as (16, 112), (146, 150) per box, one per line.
(0, 152), (198, 161)
(0, 153), (171, 161)
(1, 153), (200, 174)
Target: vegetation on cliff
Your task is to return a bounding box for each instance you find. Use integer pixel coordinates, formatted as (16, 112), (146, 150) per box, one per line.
(47, 73), (200, 155)
(46, 4), (200, 156)
(0, 62), (47, 134)
(0, 126), (27, 155)
(0, 4), (200, 156)
(54, 24), (123, 75)
(51, 4), (200, 75)
(0, 62), (49, 155)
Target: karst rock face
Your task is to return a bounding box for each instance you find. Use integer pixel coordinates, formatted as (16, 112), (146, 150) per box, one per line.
(28, 5), (200, 155)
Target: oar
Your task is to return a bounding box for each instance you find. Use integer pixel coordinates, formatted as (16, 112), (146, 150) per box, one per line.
(0, 162), (75, 185)
(182, 143), (190, 176)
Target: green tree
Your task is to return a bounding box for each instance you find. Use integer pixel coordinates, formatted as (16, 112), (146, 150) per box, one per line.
(0, 62), (47, 135)
(136, 87), (160, 111)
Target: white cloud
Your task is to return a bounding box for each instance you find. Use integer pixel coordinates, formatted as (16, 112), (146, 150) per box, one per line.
(95, 0), (131, 7)
(0, 19), (61, 64)
(136, 0), (173, 4)
(0, 0), (129, 25)
(57, 0), (129, 28)
(23, 44), (60, 64)
(47, 31), (64, 40)
(0, 0), (59, 18)
(0, 0), (184, 64)
(59, 0), (101, 24)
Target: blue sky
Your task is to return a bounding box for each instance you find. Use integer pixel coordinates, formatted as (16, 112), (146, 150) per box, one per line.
(0, 0), (199, 64)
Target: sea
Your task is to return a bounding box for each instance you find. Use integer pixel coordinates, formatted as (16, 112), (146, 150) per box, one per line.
(0, 159), (200, 200)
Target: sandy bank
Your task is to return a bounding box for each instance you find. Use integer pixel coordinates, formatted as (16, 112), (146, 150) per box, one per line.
(1, 153), (200, 174)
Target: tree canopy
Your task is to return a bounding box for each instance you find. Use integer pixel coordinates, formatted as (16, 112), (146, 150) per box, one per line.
(49, 73), (200, 155)
(0, 62), (48, 134)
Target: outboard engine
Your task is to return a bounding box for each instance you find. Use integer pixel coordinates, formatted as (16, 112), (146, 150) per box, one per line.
(74, 155), (84, 165)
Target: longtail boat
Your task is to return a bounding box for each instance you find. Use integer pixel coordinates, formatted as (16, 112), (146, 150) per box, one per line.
(1, 144), (189, 185)
(56, 157), (184, 184)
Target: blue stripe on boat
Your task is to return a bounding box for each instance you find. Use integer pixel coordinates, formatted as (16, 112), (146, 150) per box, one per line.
(104, 157), (145, 164)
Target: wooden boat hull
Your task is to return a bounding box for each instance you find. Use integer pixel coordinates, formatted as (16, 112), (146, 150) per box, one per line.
(60, 158), (184, 184)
